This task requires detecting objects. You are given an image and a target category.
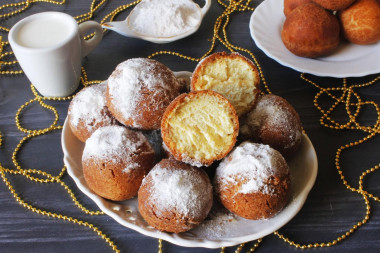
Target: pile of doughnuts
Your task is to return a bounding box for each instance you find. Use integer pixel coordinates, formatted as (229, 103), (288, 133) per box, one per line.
(68, 52), (303, 233)
(282, 0), (380, 58)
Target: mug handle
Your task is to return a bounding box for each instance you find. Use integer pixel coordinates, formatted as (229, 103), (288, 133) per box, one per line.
(78, 21), (103, 57)
(200, 0), (212, 17)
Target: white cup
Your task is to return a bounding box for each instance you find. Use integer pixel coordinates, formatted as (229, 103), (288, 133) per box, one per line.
(9, 12), (103, 97)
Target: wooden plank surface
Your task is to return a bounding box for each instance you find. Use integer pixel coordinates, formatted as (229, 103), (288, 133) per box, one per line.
(1, 0), (380, 252)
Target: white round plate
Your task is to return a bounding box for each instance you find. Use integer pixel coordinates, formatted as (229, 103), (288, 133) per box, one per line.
(61, 72), (318, 248)
(250, 0), (380, 78)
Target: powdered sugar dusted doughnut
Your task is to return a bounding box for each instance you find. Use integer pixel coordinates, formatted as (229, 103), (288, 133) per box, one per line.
(68, 83), (118, 142)
(214, 142), (291, 220)
(106, 58), (181, 130)
(82, 125), (155, 201)
(240, 94), (302, 157)
(138, 159), (213, 233)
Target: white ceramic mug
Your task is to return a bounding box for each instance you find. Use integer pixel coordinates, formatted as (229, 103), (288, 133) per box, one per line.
(9, 12), (103, 97)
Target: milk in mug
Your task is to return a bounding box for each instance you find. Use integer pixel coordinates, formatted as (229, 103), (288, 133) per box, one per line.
(9, 12), (103, 97)
(15, 18), (71, 48)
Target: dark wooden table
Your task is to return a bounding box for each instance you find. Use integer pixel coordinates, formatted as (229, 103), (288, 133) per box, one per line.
(1, 0), (380, 252)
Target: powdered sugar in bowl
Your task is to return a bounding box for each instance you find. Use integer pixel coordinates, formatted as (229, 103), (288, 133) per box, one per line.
(102, 0), (211, 44)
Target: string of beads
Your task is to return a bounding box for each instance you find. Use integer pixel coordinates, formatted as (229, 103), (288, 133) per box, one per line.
(1, 0), (379, 253)
(0, 0), (144, 252)
(148, 1), (380, 251)
(273, 73), (380, 248)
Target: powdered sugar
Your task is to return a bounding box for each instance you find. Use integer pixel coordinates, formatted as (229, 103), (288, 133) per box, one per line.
(143, 163), (212, 218)
(129, 0), (201, 37)
(241, 95), (302, 149)
(83, 125), (147, 167)
(179, 153), (204, 168)
(195, 209), (240, 239)
(122, 162), (139, 174)
(215, 142), (288, 195)
(108, 59), (154, 119)
(69, 83), (113, 131)
(107, 58), (178, 128)
(246, 100), (288, 132)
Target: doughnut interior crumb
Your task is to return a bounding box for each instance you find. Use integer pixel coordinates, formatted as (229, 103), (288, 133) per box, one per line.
(162, 91), (238, 166)
(192, 52), (260, 116)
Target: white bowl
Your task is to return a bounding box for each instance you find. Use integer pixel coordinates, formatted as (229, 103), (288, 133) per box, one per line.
(102, 0), (211, 44)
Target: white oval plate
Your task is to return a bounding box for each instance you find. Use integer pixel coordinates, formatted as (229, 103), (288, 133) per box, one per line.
(61, 72), (318, 248)
(250, 0), (380, 78)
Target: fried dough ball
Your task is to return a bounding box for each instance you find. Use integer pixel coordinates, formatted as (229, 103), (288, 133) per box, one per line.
(138, 159), (213, 233)
(240, 94), (302, 158)
(214, 142), (291, 220)
(68, 83), (118, 142)
(312, 0), (356, 10)
(339, 0), (380, 45)
(191, 52), (260, 116)
(82, 126), (155, 201)
(284, 0), (312, 17)
(106, 58), (181, 130)
(281, 3), (340, 58)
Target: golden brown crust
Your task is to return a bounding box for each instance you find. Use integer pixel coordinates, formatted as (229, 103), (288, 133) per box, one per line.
(217, 174), (291, 220)
(191, 52), (259, 90)
(106, 58), (181, 130)
(161, 90), (239, 167)
(191, 52), (260, 116)
(281, 3), (340, 58)
(339, 0), (380, 45)
(138, 159), (213, 233)
(83, 151), (155, 201)
(284, 0), (312, 17)
(82, 126), (156, 201)
(312, 0), (356, 10)
(68, 83), (118, 142)
(106, 85), (169, 130)
(240, 94), (303, 157)
(214, 143), (291, 220)
(68, 110), (117, 142)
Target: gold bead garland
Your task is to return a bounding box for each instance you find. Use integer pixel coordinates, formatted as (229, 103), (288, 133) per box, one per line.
(235, 243), (245, 253)
(0, 0), (141, 252)
(0, 166), (119, 252)
(219, 239), (262, 253)
(273, 74), (380, 248)
(0, 35), (2, 71)
(150, 0), (379, 251)
(0, 0), (380, 253)
(147, 0), (272, 95)
(158, 239), (163, 253)
(74, 0), (106, 24)
(0, 36), (23, 75)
